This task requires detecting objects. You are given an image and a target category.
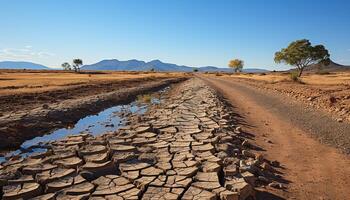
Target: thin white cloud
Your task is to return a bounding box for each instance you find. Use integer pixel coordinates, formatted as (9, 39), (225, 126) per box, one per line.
(0, 46), (55, 59)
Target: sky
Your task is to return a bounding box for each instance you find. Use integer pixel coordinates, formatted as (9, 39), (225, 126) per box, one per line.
(0, 0), (349, 70)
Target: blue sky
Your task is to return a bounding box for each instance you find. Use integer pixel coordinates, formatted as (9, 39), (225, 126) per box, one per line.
(0, 0), (349, 70)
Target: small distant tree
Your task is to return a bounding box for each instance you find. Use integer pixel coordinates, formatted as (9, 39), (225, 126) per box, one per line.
(61, 62), (71, 71)
(228, 59), (244, 72)
(193, 68), (198, 72)
(274, 39), (330, 77)
(150, 68), (155, 72)
(72, 59), (83, 72)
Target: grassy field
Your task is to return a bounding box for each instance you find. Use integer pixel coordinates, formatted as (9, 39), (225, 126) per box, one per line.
(0, 70), (185, 95)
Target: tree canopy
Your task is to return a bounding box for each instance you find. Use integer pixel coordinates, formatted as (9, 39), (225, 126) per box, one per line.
(72, 59), (83, 72)
(228, 59), (244, 72)
(61, 62), (71, 70)
(274, 39), (330, 77)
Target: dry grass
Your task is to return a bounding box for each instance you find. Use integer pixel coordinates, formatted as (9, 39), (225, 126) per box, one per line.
(207, 72), (350, 85)
(204, 71), (350, 122)
(0, 70), (185, 95)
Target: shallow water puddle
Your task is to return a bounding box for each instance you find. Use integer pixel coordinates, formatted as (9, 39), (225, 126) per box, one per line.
(0, 87), (169, 163)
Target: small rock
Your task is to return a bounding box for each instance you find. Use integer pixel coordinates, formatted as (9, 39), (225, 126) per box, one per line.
(307, 96), (316, 101)
(224, 164), (237, 176)
(261, 162), (273, 171)
(255, 154), (263, 161)
(234, 126), (242, 133)
(336, 118), (343, 123)
(242, 140), (250, 147)
(217, 151), (228, 160)
(264, 139), (272, 144)
(268, 182), (284, 189)
(242, 150), (255, 158)
(271, 160), (280, 167)
(329, 96), (337, 104)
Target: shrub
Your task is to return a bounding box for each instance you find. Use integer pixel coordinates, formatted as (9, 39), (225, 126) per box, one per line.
(290, 71), (299, 82)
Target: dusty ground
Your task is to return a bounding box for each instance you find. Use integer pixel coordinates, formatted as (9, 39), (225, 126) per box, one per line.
(0, 78), (267, 200)
(231, 71), (350, 85)
(1, 76), (349, 199)
(0, 70), (185, 113)
(207, 72), (350, 123)
(200, 75), (350, 200)
(0, 70), (184, 95)
(0, 70), (187, 150)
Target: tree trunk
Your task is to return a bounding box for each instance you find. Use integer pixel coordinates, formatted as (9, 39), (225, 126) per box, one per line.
(298, 67), (304, 77)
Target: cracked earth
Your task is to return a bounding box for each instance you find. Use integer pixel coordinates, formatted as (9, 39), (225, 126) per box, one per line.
(0, 78), (279, 200)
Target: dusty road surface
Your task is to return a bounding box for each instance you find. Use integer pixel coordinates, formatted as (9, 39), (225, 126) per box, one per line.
(200, 75), (350, 200)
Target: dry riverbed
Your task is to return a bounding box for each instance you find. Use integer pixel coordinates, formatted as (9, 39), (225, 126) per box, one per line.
(0, 72), (186, 150)
(0, 78), (280, 200)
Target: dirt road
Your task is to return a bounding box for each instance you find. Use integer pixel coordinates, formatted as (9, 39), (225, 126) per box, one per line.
(200, 76), (350, 200)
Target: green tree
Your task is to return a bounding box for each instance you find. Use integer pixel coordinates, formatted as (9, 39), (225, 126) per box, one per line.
(193, 68), (198, 72)
(72, 59), (83, 72)
(61, 62), (71, 70)
(274, 39), (330, 77)
(228, 59), (244, 72)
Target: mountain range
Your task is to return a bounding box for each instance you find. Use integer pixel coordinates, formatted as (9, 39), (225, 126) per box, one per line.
(81, 59), (270, 73)
(1, 59), (349, 73)
(0, 61), (49, 69)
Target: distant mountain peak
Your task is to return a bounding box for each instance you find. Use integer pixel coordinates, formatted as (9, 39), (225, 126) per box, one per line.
(148, 59), (163, 64)
(305, 59), (350, 72)
(0, 61), (49, 69)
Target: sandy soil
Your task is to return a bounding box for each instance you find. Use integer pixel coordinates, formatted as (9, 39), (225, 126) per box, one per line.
(200, 75), (350, 200)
